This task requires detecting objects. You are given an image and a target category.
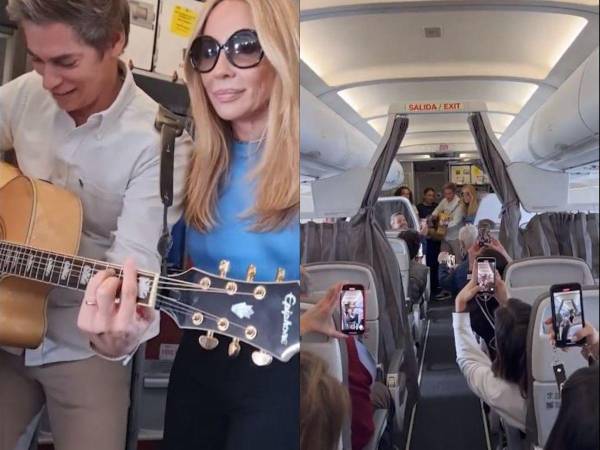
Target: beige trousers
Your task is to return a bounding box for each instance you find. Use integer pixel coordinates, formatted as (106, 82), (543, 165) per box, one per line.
(0, 350), (131, 450)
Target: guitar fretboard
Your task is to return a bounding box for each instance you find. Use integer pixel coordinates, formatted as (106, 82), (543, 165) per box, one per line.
(0, 240), (156, 304)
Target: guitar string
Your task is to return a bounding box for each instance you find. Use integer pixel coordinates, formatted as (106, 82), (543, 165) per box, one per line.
(0, 246), (257, 327)
(0, 245), (292, 295)
(0, 247), (262, 296)
(0, 248), (256, 333)
(0, 247), (282, 351)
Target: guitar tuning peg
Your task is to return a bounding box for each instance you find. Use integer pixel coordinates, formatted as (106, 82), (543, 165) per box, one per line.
(251, 350), (273, 367)
(219, 259), (230, 278)
(275, 267), (285, 282)
(228, 338), (241, 358)
(246, 264), (257, 282)
(198, 331), (219, 350)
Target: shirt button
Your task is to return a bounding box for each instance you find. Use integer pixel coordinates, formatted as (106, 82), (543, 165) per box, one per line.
(96, 133), (102, 140)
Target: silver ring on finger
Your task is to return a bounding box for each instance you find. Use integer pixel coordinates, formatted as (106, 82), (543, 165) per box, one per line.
(85, 297), (98, 306)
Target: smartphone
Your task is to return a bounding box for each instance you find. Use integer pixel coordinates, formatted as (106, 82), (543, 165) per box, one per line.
(550, 283), (585, 347)
(340, 284), (366, 335)
(476, 257), (496, 294)
(478, 226), (491, 247)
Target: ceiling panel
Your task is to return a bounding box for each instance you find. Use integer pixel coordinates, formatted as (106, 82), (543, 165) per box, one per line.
(301, 0), (599, 10)
(300, 11), (587, 86)
(338, 80), (538, 118)
(368, 112), (514, 136)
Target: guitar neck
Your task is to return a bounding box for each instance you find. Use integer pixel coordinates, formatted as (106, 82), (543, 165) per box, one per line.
(0, 240), (158, 305)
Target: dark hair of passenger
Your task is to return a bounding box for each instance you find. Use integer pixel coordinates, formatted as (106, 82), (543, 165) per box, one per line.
(300, 351), (350, 450)
(492, 298), (531, 398)
(478, 247), (509, 278)
(398, 230), (421, 260)
(423, 187), (436, 195)
(545, 365), (599, 450)
(394, 185), (414, 204)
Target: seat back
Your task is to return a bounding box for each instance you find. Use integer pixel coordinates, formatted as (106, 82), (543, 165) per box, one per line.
(300, 303), (347, 450)
(505, 256), (594, 305)
(527, 287), (599, 447)
(303, 262), (380, 364)
(386, 236), (410, 302)
(300, 302), (344, 382)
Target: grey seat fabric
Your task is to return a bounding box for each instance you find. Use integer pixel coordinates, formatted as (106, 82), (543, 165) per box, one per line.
(301, 303), (344, 383)
(303, 263), (380, 365)
(301, 116), (417, 449)
(300, 302), (347, 450)
(505, 256), (594, 305)
(521, 212), (599, 279)
(526, 287), (599, 447)
(387, 237), (410, 303)
(303, 262), (405, 447)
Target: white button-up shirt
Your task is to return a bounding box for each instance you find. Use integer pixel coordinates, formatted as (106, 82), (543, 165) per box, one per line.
(0, 65), (193, 366)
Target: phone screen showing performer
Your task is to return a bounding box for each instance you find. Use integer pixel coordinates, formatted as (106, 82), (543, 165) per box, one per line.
(550, 283), (585, 347)
(476, 257), (496, 294)
(340, 284), (365, 335)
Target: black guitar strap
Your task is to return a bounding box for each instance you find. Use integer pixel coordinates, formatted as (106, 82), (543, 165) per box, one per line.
(154, 104), (186, 275)
(125, 105), (188, 450)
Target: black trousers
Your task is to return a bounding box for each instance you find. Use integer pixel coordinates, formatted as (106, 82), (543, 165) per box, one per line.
(425, 238), (441, 294)
(162, 330), (299, 450)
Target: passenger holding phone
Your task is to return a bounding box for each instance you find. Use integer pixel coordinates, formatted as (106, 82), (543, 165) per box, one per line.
(453, 264), (531, 432)
(545, 318), (599, 362)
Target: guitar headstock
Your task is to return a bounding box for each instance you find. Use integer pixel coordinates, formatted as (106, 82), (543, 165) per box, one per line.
(157, 262), (299, 363)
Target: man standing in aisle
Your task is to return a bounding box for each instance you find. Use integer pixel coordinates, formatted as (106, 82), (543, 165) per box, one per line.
(0, 1), (191, 449)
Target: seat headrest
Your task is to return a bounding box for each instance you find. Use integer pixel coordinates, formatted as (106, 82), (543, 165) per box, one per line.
(529, 287), (599, 382)
(303, 262), (378, 320)
(506, 257), (595, 305)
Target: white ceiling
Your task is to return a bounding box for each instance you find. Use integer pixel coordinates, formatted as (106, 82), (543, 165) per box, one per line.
(300, 0), (599, 157)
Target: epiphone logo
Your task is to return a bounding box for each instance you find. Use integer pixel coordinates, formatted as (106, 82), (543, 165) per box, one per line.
(281, 292), (296, 345)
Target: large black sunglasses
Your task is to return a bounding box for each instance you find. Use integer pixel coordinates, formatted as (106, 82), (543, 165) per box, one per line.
(189, 29), (264, 73)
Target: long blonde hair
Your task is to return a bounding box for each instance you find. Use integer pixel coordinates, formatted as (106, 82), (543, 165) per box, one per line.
(462, 184), (479, 216)
(183, 0), (299, 232)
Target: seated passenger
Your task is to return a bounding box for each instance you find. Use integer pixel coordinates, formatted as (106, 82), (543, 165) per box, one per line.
(544, 364), (599, 450)
(438, 224), (478, 295)
(453, 268), (531, 432)
(300, 351), (350, 450)
(300, 277), (391, 449)
(390, 212), (409, 231)
(398, 229), (429, 305)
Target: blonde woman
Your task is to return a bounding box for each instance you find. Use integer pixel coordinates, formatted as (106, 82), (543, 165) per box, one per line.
(461, 184), (479, 225)
(78, 0), (299, 448)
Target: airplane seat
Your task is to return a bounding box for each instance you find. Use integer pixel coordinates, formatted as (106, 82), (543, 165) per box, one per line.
(385, 236), (410, 304)
(386, 236), (427, 348)
(301, 295), (385, 449)
(303, 262), (409, 444)
(303, 262), (380, 361)
(505, 256), (594, 305)
(526, 286), (599, 448)
(413, 266), (430, 346)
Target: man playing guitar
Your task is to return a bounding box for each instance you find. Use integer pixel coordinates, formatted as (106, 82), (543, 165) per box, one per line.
(0, 1), (192, 449)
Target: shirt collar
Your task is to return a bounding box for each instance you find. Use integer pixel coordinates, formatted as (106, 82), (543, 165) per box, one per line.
(65, 61), (136, 137)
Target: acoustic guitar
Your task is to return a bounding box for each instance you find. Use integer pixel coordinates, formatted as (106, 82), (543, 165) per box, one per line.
(0, 162), (299, 365)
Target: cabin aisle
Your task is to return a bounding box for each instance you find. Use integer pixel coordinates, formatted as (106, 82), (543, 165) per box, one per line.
(408, 298), (489, 450)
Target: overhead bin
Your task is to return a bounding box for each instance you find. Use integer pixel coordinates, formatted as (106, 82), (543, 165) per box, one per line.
(505, 48), (599, 170)
(300, 86), (403, 188)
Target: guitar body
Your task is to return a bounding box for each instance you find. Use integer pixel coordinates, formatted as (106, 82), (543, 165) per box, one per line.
(0, 162), (82, 348)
